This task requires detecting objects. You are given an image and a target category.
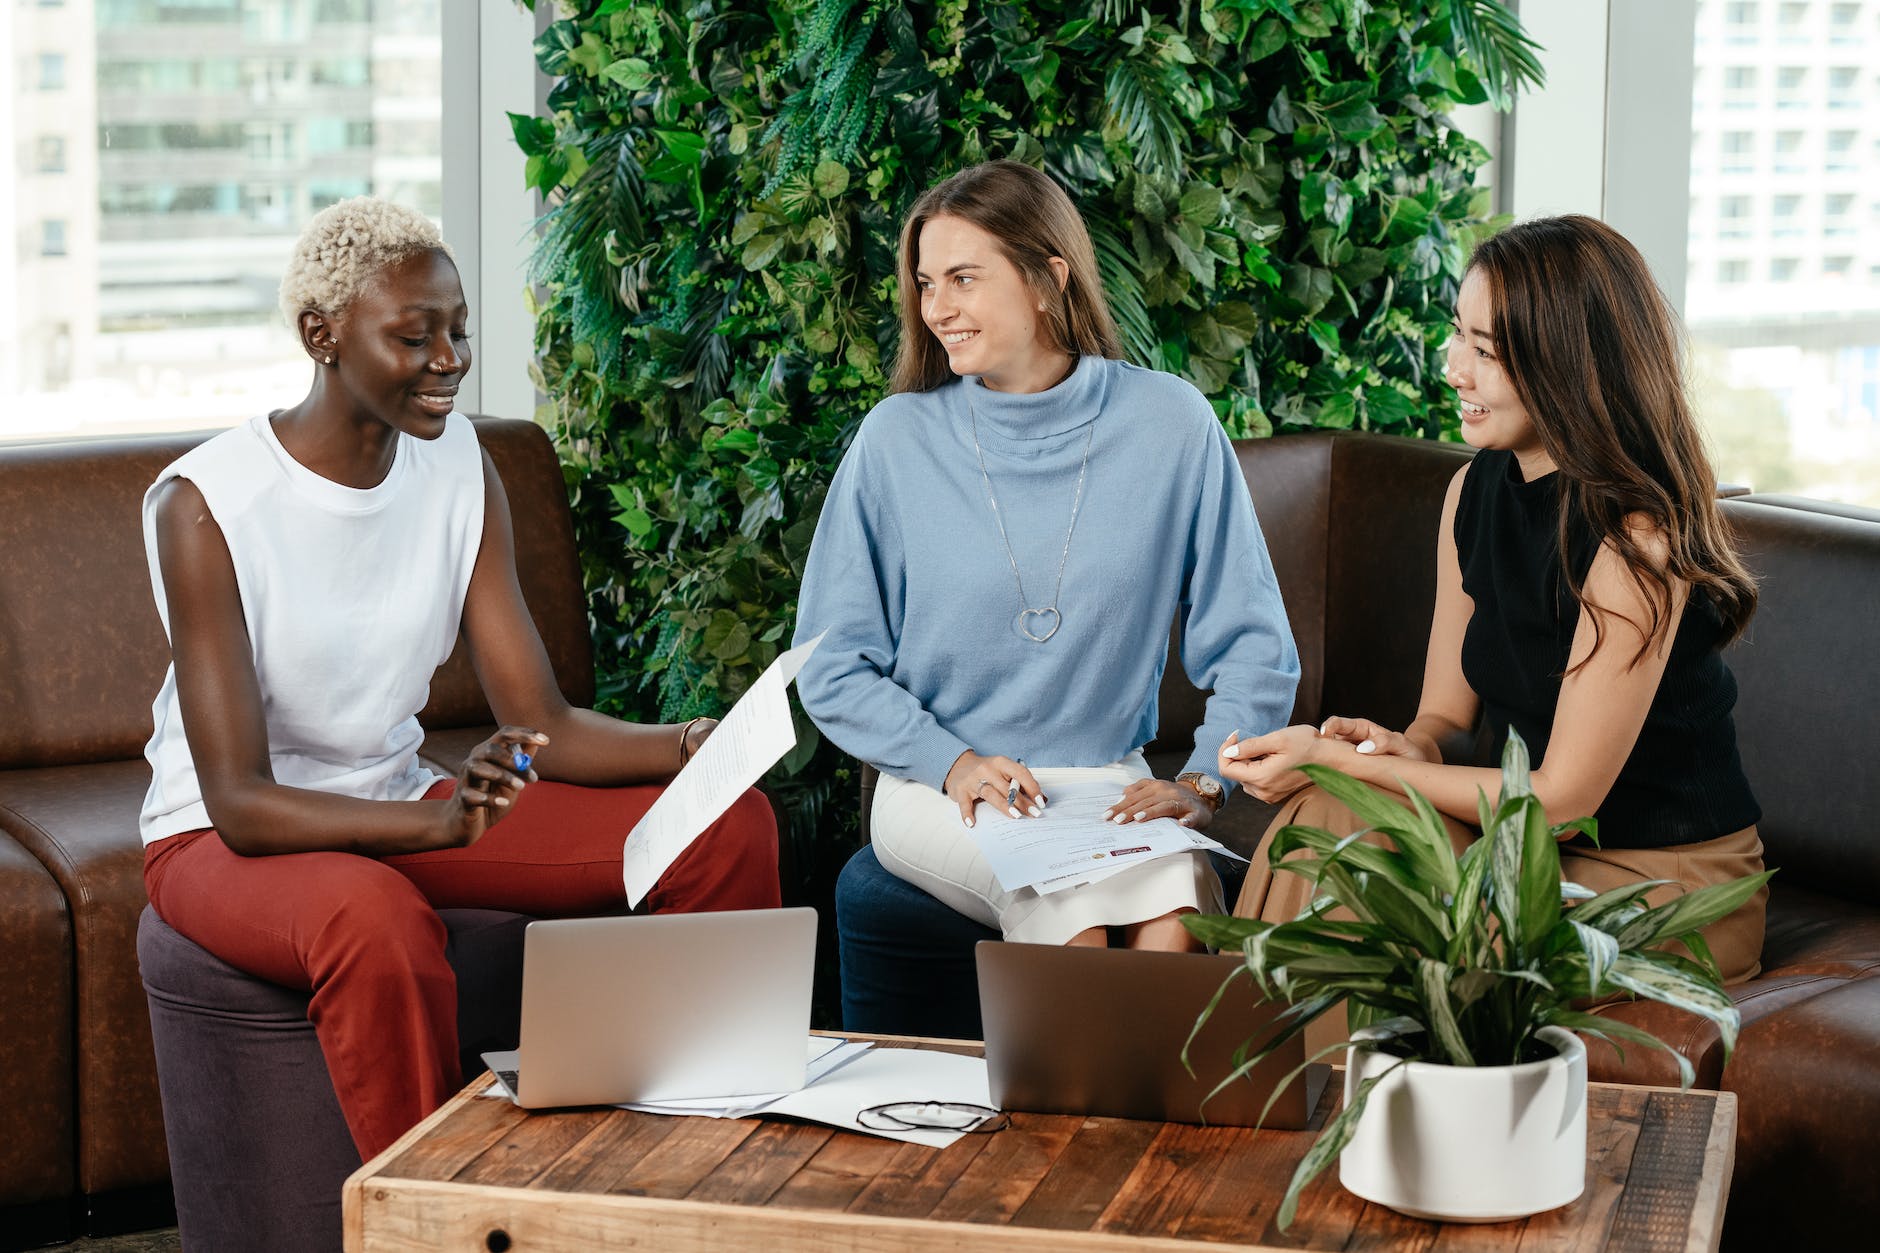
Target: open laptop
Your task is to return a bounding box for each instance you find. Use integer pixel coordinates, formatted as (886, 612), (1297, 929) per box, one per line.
(482, 907), (816, 1109)
(976, 942), (1329, 1129)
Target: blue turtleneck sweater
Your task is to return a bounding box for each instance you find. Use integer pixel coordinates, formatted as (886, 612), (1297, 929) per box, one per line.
(792, 354), (1299, 793)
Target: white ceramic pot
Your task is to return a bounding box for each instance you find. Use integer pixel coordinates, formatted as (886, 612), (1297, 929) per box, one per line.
(1337, 1024), (1587, 1223)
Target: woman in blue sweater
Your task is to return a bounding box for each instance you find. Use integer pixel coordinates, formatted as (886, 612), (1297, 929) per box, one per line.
(793, 161), (1300, 949)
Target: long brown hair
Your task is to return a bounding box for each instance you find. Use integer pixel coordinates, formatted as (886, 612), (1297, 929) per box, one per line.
(1468, 215), (1756, 665)
(890, 161), (1123, 394)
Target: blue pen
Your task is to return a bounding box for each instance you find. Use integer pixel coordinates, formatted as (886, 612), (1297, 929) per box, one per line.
(512, 749), (532, 773)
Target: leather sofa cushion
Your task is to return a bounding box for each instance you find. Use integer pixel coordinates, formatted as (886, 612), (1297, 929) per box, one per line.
(1721, 976), (1880, 1250)
(0, 833), (76, 1206)
(0, 759), (166, 1195)
(1721, 497), (1880, 903)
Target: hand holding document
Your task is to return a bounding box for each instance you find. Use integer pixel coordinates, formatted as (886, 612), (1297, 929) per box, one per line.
(967, 774), (1242, 895)
(620, 632), (823, 907)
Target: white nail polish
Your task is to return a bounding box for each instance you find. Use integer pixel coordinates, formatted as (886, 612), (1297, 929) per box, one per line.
(1133, 811), (1147, 821)
(1223, 745), (1239, 759)
(964, 816), (974, 828)
(1008, 806), (1021, 818)
(1357, 740), (1377, 754)
(1028, 806), (1041, 817)
(1112, 814), (1127, 825)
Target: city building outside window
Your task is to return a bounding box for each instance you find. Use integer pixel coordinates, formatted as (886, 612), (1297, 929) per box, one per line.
(3, 0), (443, 442)
(1687, 0), (1880, 507)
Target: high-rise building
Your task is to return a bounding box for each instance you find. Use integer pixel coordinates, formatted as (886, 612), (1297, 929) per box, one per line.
(2, 0), (440, 439)
(1687, 0), (1880, 498)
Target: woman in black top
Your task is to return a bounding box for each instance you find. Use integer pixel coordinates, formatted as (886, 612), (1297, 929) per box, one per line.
(1221, 215), (1767, 981)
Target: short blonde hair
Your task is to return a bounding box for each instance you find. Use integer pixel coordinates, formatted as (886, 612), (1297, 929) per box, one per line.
(277, 196), (452, 330)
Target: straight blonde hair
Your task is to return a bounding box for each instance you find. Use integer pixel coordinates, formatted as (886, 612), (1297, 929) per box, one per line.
(890, 161), (1122, 394)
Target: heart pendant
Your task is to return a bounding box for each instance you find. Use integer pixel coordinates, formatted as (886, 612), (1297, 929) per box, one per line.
(1018, 607), (1061, 643)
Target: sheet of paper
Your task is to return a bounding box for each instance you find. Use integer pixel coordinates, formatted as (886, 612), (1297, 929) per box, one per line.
(967, 775), (1234, 892)
(621, 632), (824, 906)
(761, 1047), (994, 1149)
(615, 1038), (872, 1119)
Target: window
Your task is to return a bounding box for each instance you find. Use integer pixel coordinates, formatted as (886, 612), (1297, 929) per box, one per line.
(1829, 2), (1860, 39)
(1723, 65), (1759, 106)
(1773, 129), (1805, 171)
(1720, 129), (1754, 172)
(1720, 258), (1751, 282)
(1772, 193), (1803, 235)
(1770, 257), (1801, 280)
(1779, 1), (1810, 29)
(1777, 66), (1808, 107)
(1827, 66), (1860, 107)
(1823, 255), (1853, 277)
(1719, 194), (1754, 237)
(1825, 192), (1856, 233)
(5, 0), (447, 441)
(1826, 129), (1858, 169)
(1727, 1), (1761, 23)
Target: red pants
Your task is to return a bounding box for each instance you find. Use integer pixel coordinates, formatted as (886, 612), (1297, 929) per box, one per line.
(142, 779), (779, 1161)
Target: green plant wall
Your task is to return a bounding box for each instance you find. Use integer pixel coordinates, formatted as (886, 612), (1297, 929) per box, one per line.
(513, 0), (1539, 884)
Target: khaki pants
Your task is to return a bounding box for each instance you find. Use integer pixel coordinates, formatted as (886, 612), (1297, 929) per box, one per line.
(1232, 784), (1768, 984)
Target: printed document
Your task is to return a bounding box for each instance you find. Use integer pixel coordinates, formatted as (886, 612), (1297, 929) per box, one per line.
(968, 774), (1241, 894)
(621, 632), (823, 907)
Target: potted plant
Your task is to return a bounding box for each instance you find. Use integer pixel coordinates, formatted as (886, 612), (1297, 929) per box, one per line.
(1184, 731), (1772, 1227)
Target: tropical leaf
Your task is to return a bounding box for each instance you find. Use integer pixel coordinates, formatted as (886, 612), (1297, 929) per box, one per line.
(1277, 1059), (1407, 1228)
(1451, 0), (1548, 109)
(1542, 1008), (1695, 1090)
(1604, 951), (1743, 1055)
(1614, 871), (1774, 954)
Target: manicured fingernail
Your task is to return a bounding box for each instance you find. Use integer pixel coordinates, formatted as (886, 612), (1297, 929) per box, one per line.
(1357, 740), (1376, 754)
(1008, 806), (1021, 817)
(1319, 722), (1331, 736)
(1133, 811), (1147, 821)
(964, 816), (974, 828)
(1028, 806), (1041, 817)
(1101, 809), (1113, 820)
(495, 796), (510, 807)
(1112, 814), (1127, 825)
(1223, 744), (1239, 758)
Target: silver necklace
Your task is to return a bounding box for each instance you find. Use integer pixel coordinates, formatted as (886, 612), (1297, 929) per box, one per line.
(968, 394), (1094, 643)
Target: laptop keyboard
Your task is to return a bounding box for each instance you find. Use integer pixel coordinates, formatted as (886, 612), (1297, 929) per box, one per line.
(496, 1069), (520, 1096)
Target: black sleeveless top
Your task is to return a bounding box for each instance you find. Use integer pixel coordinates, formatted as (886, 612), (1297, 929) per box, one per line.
(1454, 451), (1760, 849)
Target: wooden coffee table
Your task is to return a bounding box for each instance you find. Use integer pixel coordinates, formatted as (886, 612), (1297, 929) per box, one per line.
(343, 1034), (1735, 1251)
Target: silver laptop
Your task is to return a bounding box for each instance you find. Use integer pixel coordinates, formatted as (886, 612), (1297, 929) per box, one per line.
(977, 942), (1328, 1129)
(482, 907), (816, 1109)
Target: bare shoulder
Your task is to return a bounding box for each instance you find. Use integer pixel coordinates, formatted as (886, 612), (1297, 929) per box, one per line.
(1617, 510), (1673, 569)
(151, 476), (225, 554)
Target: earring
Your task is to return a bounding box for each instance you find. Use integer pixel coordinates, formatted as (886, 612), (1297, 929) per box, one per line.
(324, 356), (334, 365)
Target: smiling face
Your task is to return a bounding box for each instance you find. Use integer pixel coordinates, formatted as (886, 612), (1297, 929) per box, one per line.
(1446, 269), (1552, 474)
(915, 214), (1070, 394)
(328, 248), (471, 439)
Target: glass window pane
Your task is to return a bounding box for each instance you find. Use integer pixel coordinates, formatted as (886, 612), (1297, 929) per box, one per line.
(3, 1), (443, 442)
(1688, 0), (1880, 506)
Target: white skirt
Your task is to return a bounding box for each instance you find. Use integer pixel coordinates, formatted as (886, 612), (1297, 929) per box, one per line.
(870, 752), (1223, 945)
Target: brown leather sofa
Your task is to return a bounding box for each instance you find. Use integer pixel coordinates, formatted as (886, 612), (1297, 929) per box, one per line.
(1148, 432), (1879, 1251)
(0, 417), (591, 1245)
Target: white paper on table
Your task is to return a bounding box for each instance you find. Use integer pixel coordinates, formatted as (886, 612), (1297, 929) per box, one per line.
(615, 1037), (871, 1119)
(761, 1047), (994, 1149)
(967, 775), (1235, 893)
(621, 632), (824, 906)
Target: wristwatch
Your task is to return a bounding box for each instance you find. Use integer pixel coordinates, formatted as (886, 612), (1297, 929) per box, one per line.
(1175, 771), (1225, 814)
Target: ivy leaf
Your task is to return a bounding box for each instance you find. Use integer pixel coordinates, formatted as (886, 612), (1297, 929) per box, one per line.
(507, 111), (556, 157)
(601, 57), (654, 91)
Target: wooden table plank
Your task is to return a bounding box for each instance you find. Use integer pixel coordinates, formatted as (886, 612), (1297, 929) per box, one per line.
(926, 1111), (1081, 1226)
(1010, 1116), (1164, 1231)
(451, 1106), (615, 1186)
(686, 1120), (837, 1205)
(844, 1135), (992, 1219)
(348, 1042), (1736, 1253)
(1603, 1092), (1719, 1253)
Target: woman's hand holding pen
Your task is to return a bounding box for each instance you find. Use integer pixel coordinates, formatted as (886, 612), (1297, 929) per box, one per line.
(442, 726), (547, 848)
(1101, 778), (1214, 830)
(943, 750), (1044, 828)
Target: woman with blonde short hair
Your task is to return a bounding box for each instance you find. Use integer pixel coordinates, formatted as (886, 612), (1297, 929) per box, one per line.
(794, 161), (1300, 949)
(138, 197), (779, 1162)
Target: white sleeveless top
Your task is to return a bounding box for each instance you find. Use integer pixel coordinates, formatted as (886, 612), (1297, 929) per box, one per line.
(138, 413), (486, 845)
